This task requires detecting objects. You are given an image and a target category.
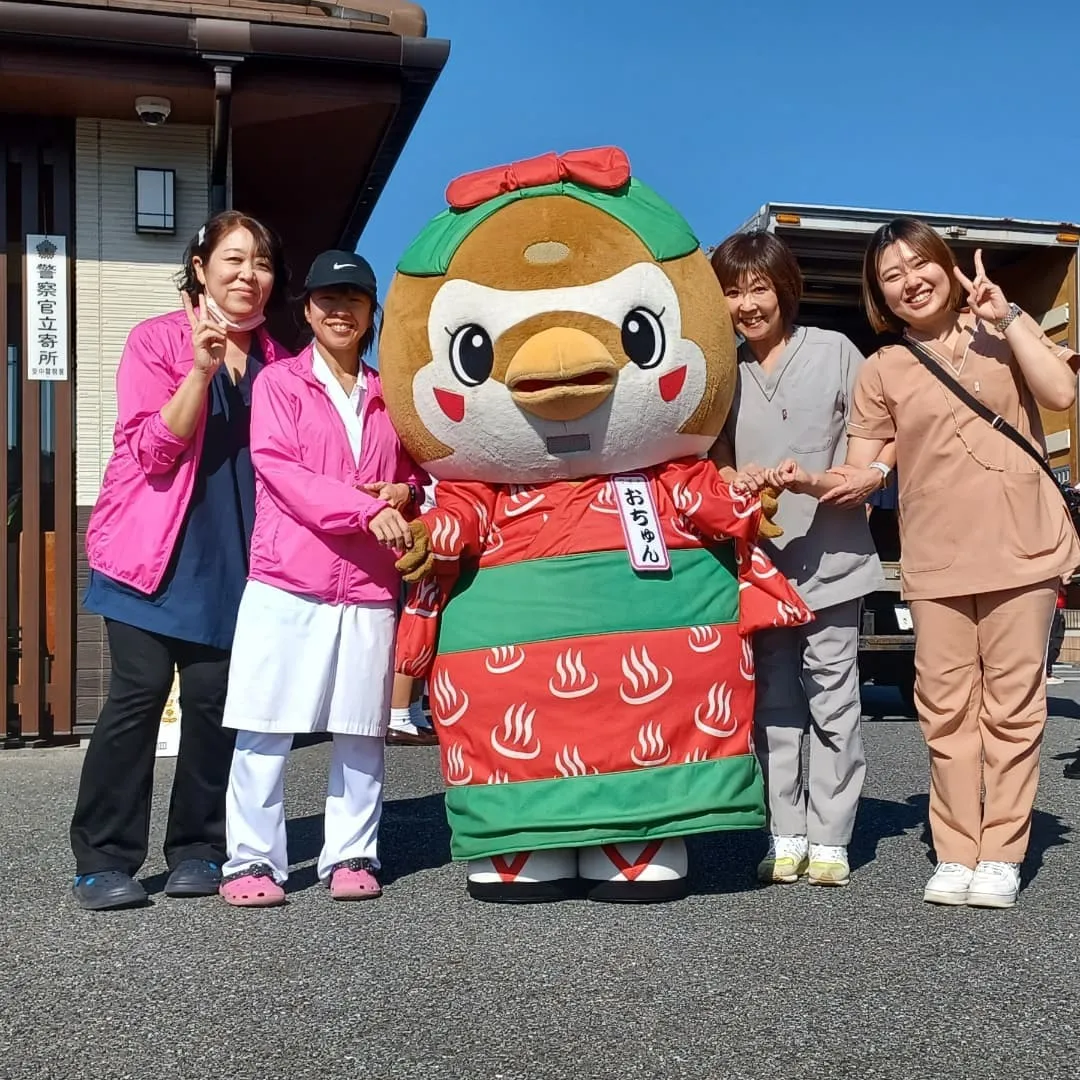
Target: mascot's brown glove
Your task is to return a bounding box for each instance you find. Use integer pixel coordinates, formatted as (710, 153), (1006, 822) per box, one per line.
(394, 519), (435, 583)
(758, 486), (783, 540)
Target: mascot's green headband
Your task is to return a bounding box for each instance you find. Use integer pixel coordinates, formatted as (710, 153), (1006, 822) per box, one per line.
(396, 147), (700, 277)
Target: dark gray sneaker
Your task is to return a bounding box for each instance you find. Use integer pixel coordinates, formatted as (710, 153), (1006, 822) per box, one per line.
(164, 858), (223, 897)
(72, 871), (148, 911)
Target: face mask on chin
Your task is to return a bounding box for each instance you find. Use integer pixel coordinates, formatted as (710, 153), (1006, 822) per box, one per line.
(202, 292), (266, 333)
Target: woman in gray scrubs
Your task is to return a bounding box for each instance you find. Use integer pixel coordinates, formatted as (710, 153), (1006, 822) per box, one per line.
(710, 230), (890, 887)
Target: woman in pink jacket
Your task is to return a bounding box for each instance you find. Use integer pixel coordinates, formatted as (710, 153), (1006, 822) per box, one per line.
(71, 211), (287, 911)
(218, 251), (426, 907)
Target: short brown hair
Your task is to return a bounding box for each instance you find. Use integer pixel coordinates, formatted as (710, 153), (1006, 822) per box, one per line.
(176, 210), (289, 310)
(710, 230), (803, 331)
(862, 217), (964, 333)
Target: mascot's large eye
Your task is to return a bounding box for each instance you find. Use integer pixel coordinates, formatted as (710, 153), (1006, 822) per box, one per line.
(621, 307), (666, 369)
(448, 323), (494, 386)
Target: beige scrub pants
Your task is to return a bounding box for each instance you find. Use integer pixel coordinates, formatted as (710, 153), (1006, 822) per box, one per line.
(909, 579), (1058, 867)
(753, 600), (865, 845)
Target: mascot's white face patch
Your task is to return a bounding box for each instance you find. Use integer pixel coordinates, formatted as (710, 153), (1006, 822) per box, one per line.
(414, 263), (713, 483)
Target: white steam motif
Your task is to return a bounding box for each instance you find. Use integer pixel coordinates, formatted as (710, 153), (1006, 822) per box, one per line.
(750, 544), (778, 579)
(740, 638), (755, 682)
(491, 703), (542, 760)
(429, 512), (462, 558)
(671, 482), (703, 517)
(630, 721), (672, 766)
(431, 668), (470, 726)
(485, 522), (505, 554)
(683, 747), (710, 763)
(445, 743), (473, 786)
(401, 644), (434, 678)
(470, 498), (490, 537)
(729, 483), (761, 520)
(504, 485), (545, 517)
(486, 645), (526, 674)
(694, 682), (737, 738)
(669, 482), (703, 540)
(590, 482), (620, 515)
(548, 649), (600, 698)
(619, 646), (674, 705)
(487, 769), (510, 785)
(404, 577), (441, 618)
(687, 625), (722, 654)
(775, 600), (805, 626)
(669, 514), (700, 542)
(554, 745), (597, 778)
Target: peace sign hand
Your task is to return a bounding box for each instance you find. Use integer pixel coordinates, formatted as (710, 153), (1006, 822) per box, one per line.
(182, 291), (226, 377)
(953, 249), (1010, 324)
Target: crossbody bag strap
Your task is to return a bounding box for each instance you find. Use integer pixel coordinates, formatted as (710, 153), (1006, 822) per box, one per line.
(903, 335), (1060, 487)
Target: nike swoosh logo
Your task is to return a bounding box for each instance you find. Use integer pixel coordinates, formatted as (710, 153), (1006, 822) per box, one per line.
(332, 262), (357, 270)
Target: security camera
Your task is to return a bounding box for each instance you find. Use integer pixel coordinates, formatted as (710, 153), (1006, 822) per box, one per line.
(135, 96), (172, 127)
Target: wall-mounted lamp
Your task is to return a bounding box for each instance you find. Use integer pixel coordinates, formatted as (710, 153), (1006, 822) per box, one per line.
(134, 168), (176, 235)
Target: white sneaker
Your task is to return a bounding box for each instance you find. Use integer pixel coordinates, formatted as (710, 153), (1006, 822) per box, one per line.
(1047, 675), (1065, 686)
(967, 861), (1021, 909)
(757, 835), (809, 884)
(923, 862), (974, 905)
(808, 844), (850, 886)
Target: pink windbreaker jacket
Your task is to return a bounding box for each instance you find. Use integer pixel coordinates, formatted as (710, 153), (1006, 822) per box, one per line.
(85, 309), (284, 594)
(246, 347), (426, 606)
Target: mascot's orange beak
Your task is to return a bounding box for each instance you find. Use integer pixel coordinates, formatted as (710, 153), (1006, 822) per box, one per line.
(505, 327), (618, 422)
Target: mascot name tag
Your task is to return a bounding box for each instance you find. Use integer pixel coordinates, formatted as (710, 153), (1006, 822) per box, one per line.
(613, 474), (670, 573)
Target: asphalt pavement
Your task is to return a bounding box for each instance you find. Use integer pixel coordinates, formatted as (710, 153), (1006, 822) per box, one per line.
(2, 680), (1079, 1080)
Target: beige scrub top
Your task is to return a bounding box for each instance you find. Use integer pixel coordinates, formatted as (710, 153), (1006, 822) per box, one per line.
(848, 315), (1080, 602)
(722, 325), (884, 612)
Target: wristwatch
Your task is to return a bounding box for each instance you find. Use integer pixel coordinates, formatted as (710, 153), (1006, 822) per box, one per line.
(868, 461), (891, 488)
(995, 302), (1022, 333)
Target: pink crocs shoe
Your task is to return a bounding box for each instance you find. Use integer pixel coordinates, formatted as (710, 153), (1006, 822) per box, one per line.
(328, 859), (382, 901)
(219, 864), (285, 908)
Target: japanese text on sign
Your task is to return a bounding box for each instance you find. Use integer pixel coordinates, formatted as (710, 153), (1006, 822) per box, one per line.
(25, 235), (69, 382)
(613, 473), (671, 573)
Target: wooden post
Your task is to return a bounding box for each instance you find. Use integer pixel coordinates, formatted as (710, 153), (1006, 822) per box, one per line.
(44, 137), (73, 738)
(18, 146), (43, 740)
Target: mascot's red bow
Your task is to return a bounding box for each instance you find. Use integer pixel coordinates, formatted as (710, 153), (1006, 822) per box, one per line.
(445, 146), (631, 210)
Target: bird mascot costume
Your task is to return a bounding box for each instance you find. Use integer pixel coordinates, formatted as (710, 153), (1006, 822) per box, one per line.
(383, 147), (812, 903)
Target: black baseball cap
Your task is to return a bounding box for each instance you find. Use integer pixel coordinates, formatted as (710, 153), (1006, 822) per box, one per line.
(303, 250), (378, 298)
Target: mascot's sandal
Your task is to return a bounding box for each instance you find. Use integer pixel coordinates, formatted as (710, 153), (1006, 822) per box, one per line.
(382, 146), (813, 904)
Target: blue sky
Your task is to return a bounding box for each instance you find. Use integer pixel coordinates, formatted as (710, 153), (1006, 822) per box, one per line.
(359, 0), (1080, 293)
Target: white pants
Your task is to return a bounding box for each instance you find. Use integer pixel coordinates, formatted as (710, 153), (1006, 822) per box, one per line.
(223, 731), (385, 883)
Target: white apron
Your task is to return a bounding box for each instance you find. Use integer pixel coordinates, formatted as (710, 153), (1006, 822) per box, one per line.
(223, 579), (396, 736)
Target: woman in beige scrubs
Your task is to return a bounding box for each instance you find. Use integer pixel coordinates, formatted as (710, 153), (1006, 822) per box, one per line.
(773, 217), (1080, 909)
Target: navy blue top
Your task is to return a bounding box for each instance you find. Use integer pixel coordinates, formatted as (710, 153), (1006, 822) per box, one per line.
(83, 348), (264, 650)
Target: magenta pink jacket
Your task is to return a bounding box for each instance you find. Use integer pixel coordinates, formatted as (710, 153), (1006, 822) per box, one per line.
(247, 346), (426, 606)
(85, 310), (285, 594)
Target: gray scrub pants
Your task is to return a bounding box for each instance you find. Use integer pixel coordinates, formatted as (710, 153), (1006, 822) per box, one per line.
(753, 599), (865, 845)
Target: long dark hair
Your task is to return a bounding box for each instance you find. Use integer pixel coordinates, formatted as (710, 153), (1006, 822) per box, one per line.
(176, 210), (288, 310)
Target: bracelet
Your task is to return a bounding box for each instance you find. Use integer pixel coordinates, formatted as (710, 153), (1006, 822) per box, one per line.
(406, 482), (419, 506)
(868, 461), (891, 488)
(995, 302), (1022, 333)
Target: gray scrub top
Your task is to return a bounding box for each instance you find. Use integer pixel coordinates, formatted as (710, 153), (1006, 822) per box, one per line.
(722, 325), (884, 612)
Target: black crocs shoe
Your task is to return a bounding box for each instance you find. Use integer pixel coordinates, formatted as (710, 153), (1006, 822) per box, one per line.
(72, 871), (148, 911)
(164, 858), (223, 897)
(1064, 753), (1080, 780)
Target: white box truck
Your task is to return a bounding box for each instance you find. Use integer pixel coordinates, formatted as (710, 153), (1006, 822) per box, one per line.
(727, 203), (1080, 707)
